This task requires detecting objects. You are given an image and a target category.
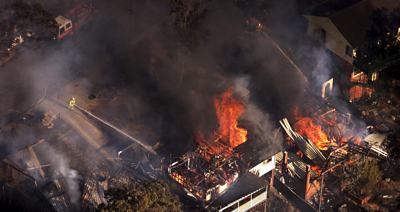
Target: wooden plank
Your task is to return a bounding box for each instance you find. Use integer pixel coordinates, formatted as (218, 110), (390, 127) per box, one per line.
(27, 145), (45, 178)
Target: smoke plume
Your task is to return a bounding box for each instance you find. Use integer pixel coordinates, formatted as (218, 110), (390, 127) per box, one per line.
(39, 143), (81, 205)
(234, 76), (283, 150)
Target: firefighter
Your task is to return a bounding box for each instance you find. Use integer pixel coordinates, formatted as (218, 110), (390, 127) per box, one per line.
(68, 97), (76, 109)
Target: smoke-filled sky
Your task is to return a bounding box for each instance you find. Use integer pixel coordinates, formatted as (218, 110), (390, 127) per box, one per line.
(0, 0), (312, 156)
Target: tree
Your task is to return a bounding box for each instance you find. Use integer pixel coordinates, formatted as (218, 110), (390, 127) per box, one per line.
(354, 8), (400, 73)
(101, 180), (182, 212)
(168, 0), (208, 47)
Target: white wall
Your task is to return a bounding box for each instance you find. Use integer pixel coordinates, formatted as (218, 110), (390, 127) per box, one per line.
(305, 15), (354, 64)
(249, 156), (275, 177)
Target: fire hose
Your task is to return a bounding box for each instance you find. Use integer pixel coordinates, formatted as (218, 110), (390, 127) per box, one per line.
(67, 97), (157, 155)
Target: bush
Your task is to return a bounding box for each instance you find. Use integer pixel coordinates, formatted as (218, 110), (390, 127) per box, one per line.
(101, 180), (182, 212)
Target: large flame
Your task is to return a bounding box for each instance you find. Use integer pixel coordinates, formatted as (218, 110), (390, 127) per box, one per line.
(214, 88), (248, 148)
(196, 88), (247, 156)
(293, 108), (331, 151)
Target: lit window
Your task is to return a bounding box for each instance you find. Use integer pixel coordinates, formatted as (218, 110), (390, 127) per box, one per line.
(371, 72), (378, 81)
(351, 71), (368, 83)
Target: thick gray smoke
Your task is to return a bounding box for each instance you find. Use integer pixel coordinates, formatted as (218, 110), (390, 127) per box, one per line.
(311, 48), (332, 86)
(0, 0), (309, 153)
(0, 1), (321, 208)
(234, 76), (283, 150)
(39, 143), (81, 205)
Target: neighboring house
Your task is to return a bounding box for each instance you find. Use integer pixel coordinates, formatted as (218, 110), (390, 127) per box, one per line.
(304, 0), (400, 65)
(303, 0), (400, 102)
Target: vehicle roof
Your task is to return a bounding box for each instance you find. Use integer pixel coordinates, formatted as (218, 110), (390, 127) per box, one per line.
(54, 16), (71, 26)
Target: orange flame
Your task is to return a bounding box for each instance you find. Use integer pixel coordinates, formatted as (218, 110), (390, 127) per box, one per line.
(293, 110), (331, 151)
(214, 88), (248, 148)
(195, 88), (248, 156)
(349, 85), (373, 102)
(310, 165), (322, 175)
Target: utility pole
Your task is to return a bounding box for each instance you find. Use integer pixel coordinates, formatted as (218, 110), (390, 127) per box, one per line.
(318, 173), (325, 211)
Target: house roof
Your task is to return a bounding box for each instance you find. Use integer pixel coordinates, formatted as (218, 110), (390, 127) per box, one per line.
(236, 137), (281, 168)
(210, 172), (267, 209)
(304, 0), (362, 17)
(329, 0), (374, 47)
(305, 0), (400, 47)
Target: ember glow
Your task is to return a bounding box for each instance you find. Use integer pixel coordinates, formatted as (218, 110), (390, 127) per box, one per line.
(310, 165), (322, 175)
(294, 116), (331, 151)
(348, 85), (374, 102)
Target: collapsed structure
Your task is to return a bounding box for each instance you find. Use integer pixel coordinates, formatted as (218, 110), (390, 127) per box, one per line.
(168, 88), (279, 211)
(168, 138), (279, 211)
(168, 147), (240, 202)
(276, 101), (389, 209)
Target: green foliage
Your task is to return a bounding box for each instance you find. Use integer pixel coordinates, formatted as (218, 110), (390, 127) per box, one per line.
(355, 8), (400, 72)
(354, 158), (382, 196)
(101, 180), (182, 212)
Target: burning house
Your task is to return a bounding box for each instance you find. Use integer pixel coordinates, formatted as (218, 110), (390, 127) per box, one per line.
(275, 99), (389, 209)
(168, 88), (279, 209)
(168, 88), (245, 203)
(168, 148), (240, 203)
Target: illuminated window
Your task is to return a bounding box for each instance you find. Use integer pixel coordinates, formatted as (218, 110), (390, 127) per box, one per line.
(349, 86), (374, 102)
(351, 71), (368, 83)
(371, 72), (378, 81)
